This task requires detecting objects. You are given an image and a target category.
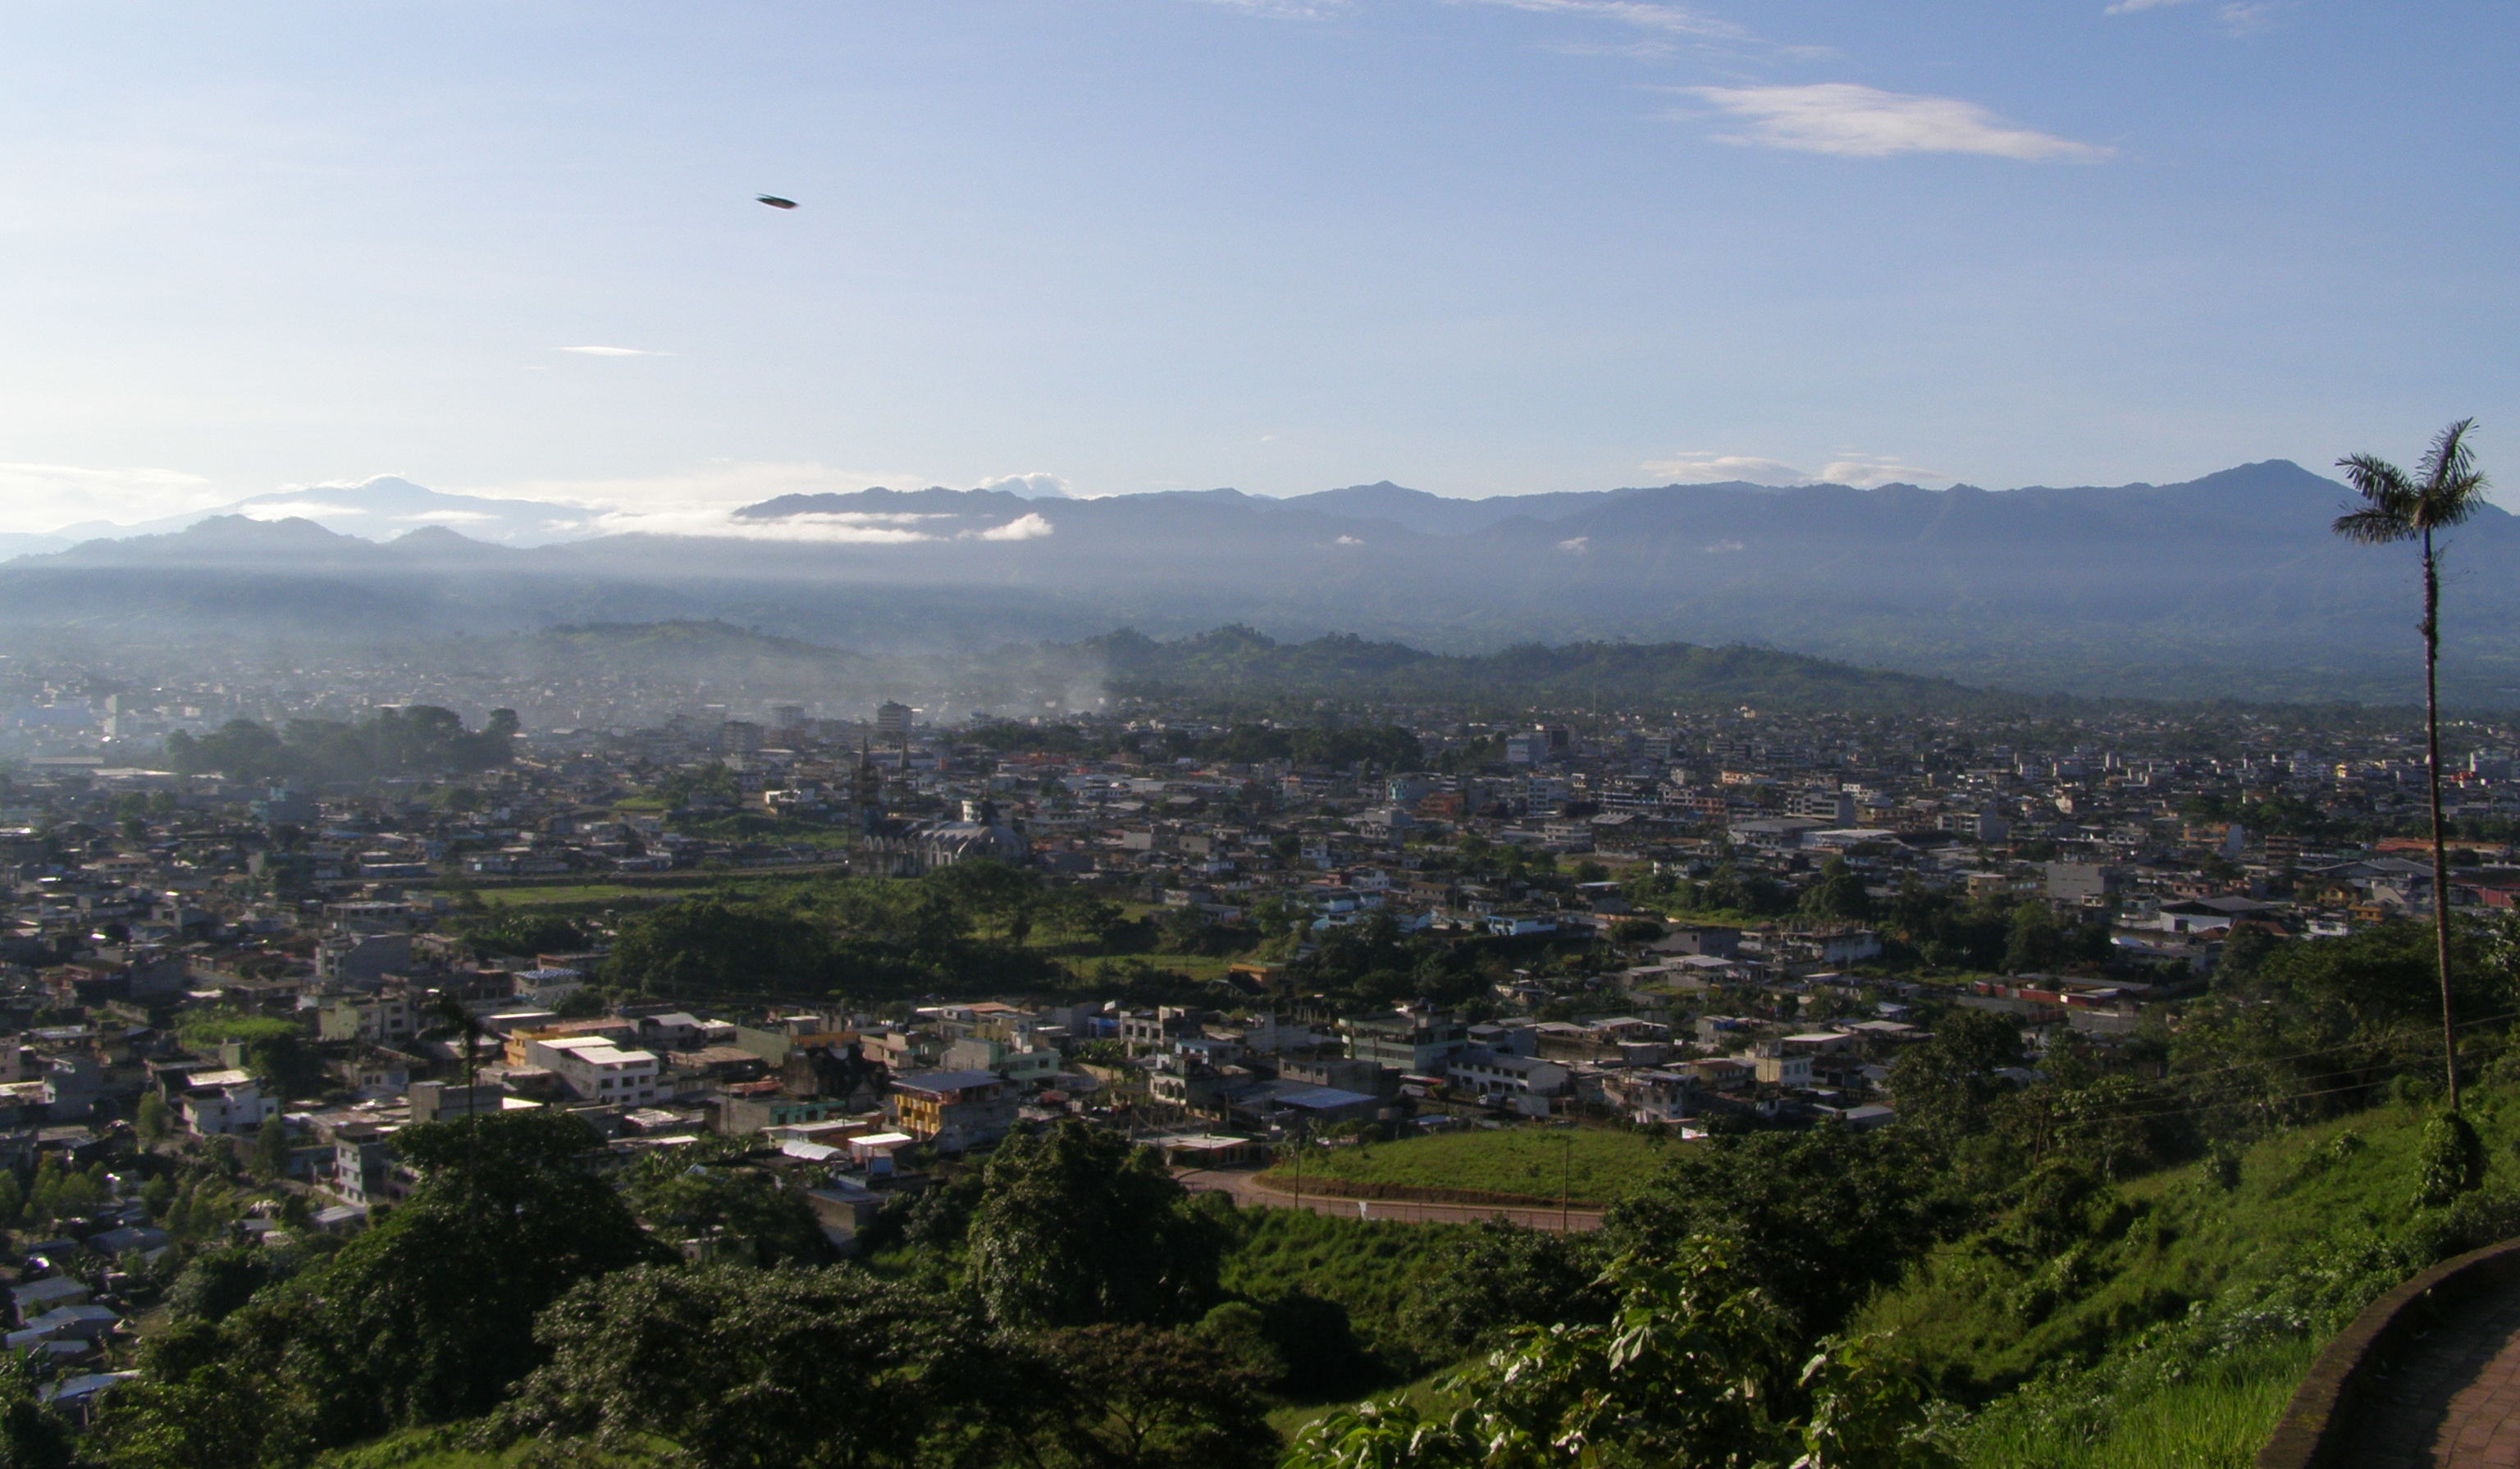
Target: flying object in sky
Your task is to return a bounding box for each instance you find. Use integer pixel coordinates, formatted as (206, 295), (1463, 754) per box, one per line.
(756, 194), (797, 209)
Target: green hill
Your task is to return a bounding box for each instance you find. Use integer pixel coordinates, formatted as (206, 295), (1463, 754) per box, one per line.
(1084, 626), (2057, 715)
(1854, 1084), (2520, 1468)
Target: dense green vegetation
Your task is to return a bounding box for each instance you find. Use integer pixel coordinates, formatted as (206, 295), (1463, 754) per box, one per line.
(1079, 626), (2055, 717)
(164, 705), (517, 784)
(602, 862), (1124, 1001)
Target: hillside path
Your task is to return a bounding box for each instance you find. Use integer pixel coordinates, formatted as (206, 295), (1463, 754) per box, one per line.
(1175, 1165), (1605, 1232)
(2335, 1273), (2520, 1467)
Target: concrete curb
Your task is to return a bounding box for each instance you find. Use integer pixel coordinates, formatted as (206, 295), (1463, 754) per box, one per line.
(2258, 1237), (2520, 1469)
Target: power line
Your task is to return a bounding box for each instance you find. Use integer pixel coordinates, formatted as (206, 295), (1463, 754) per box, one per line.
(2148, 1007), (2520, 1084)
(2043, 1032), (2520, 1131)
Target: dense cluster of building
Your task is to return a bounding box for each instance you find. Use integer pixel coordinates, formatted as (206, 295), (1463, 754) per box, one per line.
(0, 684), (2509, 1394)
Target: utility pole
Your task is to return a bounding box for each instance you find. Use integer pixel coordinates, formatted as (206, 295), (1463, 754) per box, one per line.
(1560, 1128), (1572, 1234)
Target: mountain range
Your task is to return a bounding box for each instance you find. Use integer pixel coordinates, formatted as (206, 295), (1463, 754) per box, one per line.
(3, 460), (2512, 706)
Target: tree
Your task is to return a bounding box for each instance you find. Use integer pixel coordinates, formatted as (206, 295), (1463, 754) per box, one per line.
(84, 1320), (296, 1469)
(135, 1091), (169, 1143)
(621, 1155), (831, 1266)
(1888, 1010), (2027, 1152)
(2413, 1110), (2486, 1207)
(2334, 419), (2490, 1110)
(250, 1118), (291, 1179)
(1604, 1130), (1952, 1335)
(1019, 1325), (1275, 1469)
(966, 1121), (1222, 1330)
(1408, 1220), (1609, 1357)
(500, 1263), (979, 1469)
(1287, 1244), (1952, 1469)
(166, 1247), (276, 1325)
(1799, 856), (1874, 925)
(264, 1109), (667, 1444)
(0, 1349), (70, 1469)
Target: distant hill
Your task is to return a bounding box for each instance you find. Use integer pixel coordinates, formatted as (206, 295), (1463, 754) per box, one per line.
(1078, 627), (2038, 714)
(46, 475), (604, 548)
(2, 462), (2513, 705)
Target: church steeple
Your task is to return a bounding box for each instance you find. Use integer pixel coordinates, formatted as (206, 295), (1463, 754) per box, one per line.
(855, 734), (884, 832)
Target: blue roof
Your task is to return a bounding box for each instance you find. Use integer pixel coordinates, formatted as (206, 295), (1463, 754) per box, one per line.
(1265, 1082), (1375, 1111)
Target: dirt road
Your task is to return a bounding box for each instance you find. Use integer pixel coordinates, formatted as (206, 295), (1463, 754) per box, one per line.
(1176, 1165), (1606, 1232)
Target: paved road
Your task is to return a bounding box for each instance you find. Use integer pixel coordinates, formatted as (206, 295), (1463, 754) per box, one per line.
(1175, 1166), (1605, 1232)
(2335, 1275), (2520, 1467)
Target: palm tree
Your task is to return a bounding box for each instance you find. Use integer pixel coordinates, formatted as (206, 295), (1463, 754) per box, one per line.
(2333, 418), (2490, 1111)
(423, 991), (494, 1226)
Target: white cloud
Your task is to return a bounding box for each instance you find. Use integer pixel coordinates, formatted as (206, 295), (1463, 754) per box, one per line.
(593, 505), (940, 543)
(2214, 2), (2279, 34)
(1817, 456), (1946, 488)
(1334, 535), (1364, 545)
(1643, 451), (1952, 488)
(395, 509), (501, 524)
(1683, 84), (2111, 162)
(1642, 454), (1808, 486)
(977, 472), (1072, 500)
(240, 500), (365, 519)
(0, 462), (229, 533)
(2106, 0), (2279, 33)
(1557, 536), (1591, 553)
(1459, 0), (1749, 40)
(971, 513), (1056, 541)
(556, 345), (673, 358)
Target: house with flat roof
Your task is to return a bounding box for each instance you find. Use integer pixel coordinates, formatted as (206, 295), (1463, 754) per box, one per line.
(887, 1069), (1016, 1150)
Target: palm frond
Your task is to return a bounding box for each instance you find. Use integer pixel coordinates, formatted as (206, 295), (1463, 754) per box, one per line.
(2414, 417), (2490, 531)
(2335, 451), (2412, 508)
(2333, 506), (2416, 545)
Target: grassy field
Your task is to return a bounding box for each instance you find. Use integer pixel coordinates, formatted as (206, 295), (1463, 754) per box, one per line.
(1062, 951), (1242, 983)
(470, 884), (659, 906)
(454, 870), (845, 909)
(1258, 1125), (1669, 1206)
(1957, 1341), (2314, 1469)
(1265, 1371), (1454, 1442)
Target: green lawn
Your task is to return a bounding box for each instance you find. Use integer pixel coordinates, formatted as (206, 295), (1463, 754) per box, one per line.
(1260, 1125), (1668, 1206)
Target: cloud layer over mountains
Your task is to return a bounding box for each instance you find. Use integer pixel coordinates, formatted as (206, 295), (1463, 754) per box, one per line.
(2, 461), (2513, 705)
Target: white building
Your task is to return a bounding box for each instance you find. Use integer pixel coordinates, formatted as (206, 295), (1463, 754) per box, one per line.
(1445, 1051), (1571, 1099)
(527, 1036), (663, 1106)
(180, 1070), (281, 1136)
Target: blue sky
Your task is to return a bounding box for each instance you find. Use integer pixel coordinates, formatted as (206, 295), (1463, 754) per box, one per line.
(1, 0), (2514, 530)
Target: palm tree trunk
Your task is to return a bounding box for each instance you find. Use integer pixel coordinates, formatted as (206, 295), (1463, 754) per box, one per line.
(2424, 527), (2460, 1112)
